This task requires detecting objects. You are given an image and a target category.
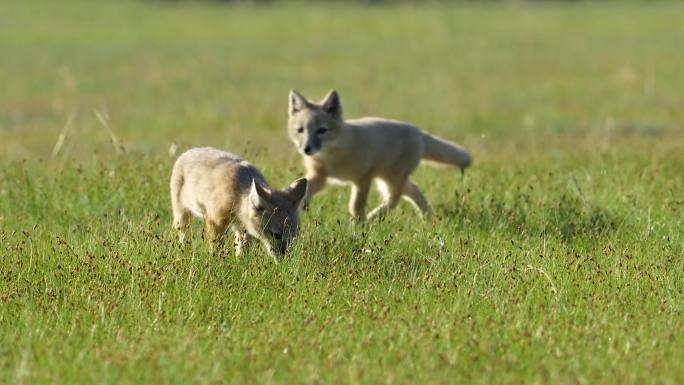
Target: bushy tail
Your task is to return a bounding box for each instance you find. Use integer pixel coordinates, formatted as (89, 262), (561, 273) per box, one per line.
(422, 133), (471, 170)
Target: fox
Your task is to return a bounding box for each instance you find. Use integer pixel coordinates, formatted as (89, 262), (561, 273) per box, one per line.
(287, 90), (471, 221)
(170, 147), (308, 260)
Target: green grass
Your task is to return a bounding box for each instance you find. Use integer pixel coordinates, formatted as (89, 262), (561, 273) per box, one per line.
(1, 1), (684, 384)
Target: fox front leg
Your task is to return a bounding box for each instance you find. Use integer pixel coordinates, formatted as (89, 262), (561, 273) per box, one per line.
(259, 239), (279, 264)
(233, 228), (251, 258)
(205, 218), (228, 255)
(302, 170), (327, 210)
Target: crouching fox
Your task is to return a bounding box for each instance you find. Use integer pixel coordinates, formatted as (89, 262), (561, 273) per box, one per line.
(170, 147), (307, 260)
(287, 90), (471, 221)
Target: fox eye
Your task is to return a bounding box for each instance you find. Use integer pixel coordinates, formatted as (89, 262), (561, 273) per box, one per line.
(317, 127), (327, 135)
(297, 127), (304, 134)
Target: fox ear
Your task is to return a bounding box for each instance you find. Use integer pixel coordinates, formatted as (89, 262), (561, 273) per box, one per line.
(250, 179), (271, 210)
(321, 89), (342, 119)
(289, 90), (307, 116)
(285, 178), (308, 207)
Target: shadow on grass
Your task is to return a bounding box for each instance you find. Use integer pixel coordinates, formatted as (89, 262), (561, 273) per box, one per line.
(436, 192), (619, 244)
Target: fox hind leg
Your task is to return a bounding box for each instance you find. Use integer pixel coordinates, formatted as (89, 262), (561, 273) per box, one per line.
(402, 181), (433, 217)
(172, 207), (191, 245)
(170, 167), (190, 244)
(367, 179), (404, 221)
(349, 177), (372, 221)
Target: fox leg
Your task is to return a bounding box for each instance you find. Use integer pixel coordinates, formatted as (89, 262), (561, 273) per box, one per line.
(367, 179), (403, 221)
(170, 169), (190, 244)
(205, 218), (228, 254)
(302, 170), (327, 210)
(402, 181), (433, 217)
(349, 177), (372, 220)
(172, 208), (191, 245)
(233, 227), (251, 258)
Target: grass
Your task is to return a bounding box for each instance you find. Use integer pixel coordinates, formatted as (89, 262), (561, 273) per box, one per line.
(1, 1), (684, 384)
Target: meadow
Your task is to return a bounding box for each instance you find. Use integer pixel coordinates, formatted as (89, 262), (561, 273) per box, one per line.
(1, 1), (683, 384)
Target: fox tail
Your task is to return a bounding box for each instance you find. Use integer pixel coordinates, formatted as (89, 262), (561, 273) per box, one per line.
(421, 133), (471, 171)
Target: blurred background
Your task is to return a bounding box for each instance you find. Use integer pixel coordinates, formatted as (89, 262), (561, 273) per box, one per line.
(1, 0), (682, 164)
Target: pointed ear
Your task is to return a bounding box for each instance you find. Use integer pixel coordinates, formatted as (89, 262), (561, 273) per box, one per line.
(288, 90), (308, 116)
(250, 179), (271, 209)
(285, 178), (308, 207)
(321, 89), (342, 119)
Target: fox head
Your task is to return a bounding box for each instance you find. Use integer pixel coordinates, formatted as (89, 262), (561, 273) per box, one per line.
(287, 89), (344, 157)
(246, 177), (308, 257)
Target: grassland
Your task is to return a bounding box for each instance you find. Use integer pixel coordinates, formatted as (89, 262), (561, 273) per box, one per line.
(1, 1), (683, 384)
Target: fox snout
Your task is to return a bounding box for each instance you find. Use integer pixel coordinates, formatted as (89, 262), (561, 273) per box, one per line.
(268, 238), (289, 258)
(301, 142), (320, 156)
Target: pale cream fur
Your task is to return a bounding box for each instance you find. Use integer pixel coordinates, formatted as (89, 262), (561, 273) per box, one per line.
(287, 90), (471, 221)
(170, 147), (307, 260)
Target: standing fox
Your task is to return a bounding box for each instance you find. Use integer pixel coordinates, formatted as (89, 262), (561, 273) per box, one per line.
(287, 90), (471, 221)
(170, 147), (308, 260)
